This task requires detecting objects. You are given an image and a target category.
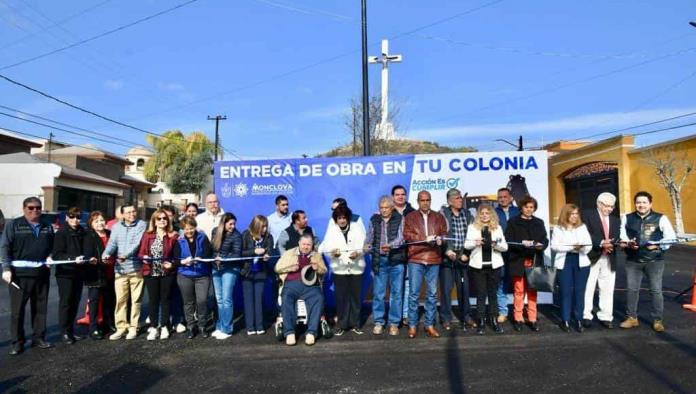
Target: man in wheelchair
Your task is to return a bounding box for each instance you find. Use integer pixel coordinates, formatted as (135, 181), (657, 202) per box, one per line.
(274, 234), (327, 346)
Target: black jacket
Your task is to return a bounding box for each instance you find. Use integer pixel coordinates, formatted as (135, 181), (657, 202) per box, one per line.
(581, 209), (620, 271)
(241, 230), (274, 277)
(83, 229), (110, 287)
(53, 225), (86, 278)
(212, 227), (243, 263)
(0, 217), (53, 278)
(504, 215), (548, 277)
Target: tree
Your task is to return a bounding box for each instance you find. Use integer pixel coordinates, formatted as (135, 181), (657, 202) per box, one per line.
(167, 151), (213, 194)
(344, 94), (402, 156)
(143, 130), (216, 194)
(642, 146), (694, 234)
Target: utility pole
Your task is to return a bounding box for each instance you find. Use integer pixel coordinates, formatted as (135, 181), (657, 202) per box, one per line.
(207, 115), (227, 161)
(47, 132), (53, 162)
(495, 135), (524, 151)
(360, 0), (370, 156)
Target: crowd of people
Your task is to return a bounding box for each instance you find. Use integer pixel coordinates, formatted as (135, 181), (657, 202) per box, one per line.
(0, 185), (677, 355)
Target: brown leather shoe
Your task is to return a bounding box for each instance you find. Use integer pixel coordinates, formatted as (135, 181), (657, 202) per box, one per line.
(425, 326), (441, 338)
(407, 326), (417, 339)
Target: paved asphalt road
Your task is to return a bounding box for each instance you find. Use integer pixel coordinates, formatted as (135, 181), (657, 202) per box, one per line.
(0, 246), (694, 393)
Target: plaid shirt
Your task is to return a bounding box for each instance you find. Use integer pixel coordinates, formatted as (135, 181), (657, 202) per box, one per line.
(449, 213), (467, 252)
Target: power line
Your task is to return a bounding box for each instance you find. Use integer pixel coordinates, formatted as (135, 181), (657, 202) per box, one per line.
(129, 0), (506, 121)
(0, 111), (138, 150)
(0, 0), (112, 51)
(632, 120), (696, 137)
(0, 104), (152, 150)
(0, 0), (199, 71)
(0, 124), (130, 157)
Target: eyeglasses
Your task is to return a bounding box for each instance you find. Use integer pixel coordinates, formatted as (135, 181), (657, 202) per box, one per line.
(156, 217), (168, 221)
(25, 206), (41, 211)
(67, 214), (80, 219)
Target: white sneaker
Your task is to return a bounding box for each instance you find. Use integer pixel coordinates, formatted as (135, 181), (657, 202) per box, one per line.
(305, 334), (315, 346)
(256, 330), (266, 335)
(286, 333), (296, 346)
(126, 328), (137, 340)
(109, 330), (126, 340)
(160, 327), (170, 340)
(176, 323), (187, 333)
(146, 327), (158, 341)
(216, 332), (231, 340)
(145, 317), (151, 325)
(247, 330), (256, 336)
(211, 329), (222, 339)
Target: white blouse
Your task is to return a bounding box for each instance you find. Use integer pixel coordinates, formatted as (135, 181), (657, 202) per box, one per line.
(551, 224), (593, 269)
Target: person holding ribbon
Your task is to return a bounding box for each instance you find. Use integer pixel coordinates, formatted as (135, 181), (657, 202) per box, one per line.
(210, 213), (243, 339)
(403, 190), (448, 339)
(138, 209), (179, 340)
(619, 191), (676, 332)
(465, 203), (508, 334)
(504, 196), (548, 332)
(241, 215), (274, 335)
(52, 206), (87, 345)
(102, 204), (147, 340)
(82, 211), (115, 340)
(319, 205), (366, 336)
(275, 233), (327, 346)
(1, 197), (54, 355)
(174, 216), (213, 339)
(551, 204), (592, 333)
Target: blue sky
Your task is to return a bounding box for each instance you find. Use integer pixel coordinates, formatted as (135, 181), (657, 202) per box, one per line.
(0, 0), (695, 159)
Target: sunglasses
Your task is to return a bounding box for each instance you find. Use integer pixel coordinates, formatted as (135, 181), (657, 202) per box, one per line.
(67, 214), (80, 219)
(25, 206), (41, 211)
(156, 217), (168, 221)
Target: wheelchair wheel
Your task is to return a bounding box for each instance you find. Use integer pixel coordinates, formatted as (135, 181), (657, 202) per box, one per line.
(275, 322), (284, 342)
(321, 319), (333, 339)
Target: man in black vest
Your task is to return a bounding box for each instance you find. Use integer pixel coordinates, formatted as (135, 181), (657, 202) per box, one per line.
(581, 192), (620, 329)
(1, 197), (55, 355)
(365, 195), (406, 336)
(277, 210), (318, 254)
(619, 191), (676, 332)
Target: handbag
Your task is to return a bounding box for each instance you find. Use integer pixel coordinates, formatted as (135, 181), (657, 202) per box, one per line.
(524, 254), (557, 292)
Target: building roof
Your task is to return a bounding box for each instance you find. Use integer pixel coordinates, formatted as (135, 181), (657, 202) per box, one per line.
(630, 133), (696, 154)
(38, 144), (132, 165)
(126, 146), (154, 156)
(0, 130), (42, 148)
(0, 152), (128, 189)
(120, 173), (156, 187)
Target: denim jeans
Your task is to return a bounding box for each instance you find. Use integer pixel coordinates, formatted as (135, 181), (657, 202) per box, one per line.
(408, 263), (440, 328)
(281, 281), (324, 336)
(402, 264), (410, 319)
(625, 260), (665, 320)
(212, 265), (240, 334)
(558, 254), (590, 322)
(496, 266), (509, 315)
(372, 257), (405, 327)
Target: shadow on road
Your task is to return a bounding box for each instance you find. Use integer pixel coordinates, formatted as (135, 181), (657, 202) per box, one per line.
(446, 331), (466, 394)
(0, 375), (30, 394)
(74, 362), (166, 393)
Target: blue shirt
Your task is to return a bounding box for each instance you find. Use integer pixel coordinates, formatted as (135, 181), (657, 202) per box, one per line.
(495, 205), (520, 232)
(267, 211), (291, 248)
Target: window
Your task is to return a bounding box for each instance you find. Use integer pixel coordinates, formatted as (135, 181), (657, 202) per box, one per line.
(136, 158), (145, 171)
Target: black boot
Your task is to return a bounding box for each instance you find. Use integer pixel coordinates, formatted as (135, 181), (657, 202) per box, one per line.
(559, 321), (570, 332)
(491, 318), (504, 334)
(476, 318), (485, 335)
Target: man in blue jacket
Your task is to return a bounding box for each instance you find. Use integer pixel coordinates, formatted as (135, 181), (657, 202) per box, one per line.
(494, 187), (519, 324)
(102, 204), (146, 340)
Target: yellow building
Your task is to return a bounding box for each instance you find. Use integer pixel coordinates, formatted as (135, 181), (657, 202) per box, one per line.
(546, 134), (696, 235)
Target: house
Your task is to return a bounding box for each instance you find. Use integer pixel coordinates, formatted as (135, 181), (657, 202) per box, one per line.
(0, 129), (42, 155)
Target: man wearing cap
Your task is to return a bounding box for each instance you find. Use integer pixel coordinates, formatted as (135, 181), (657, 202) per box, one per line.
(581, 192), (620, 329)
(275, 234), (327, 346)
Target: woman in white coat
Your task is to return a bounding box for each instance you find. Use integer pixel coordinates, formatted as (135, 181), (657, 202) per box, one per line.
(551, 204), (592, 333)
(465, 204), (508, 335)
(319, 205), (366, 336)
